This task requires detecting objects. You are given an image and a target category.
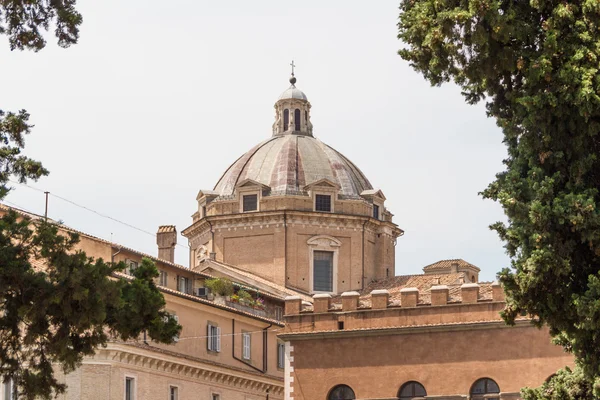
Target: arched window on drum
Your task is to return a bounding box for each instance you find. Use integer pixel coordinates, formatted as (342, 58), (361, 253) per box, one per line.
(294, 109), (301, 131)
(283, 109), (289, 131)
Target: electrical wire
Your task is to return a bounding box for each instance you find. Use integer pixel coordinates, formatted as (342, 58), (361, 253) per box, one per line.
(176, 327), (284, 342)
(8, 179), (189, 250)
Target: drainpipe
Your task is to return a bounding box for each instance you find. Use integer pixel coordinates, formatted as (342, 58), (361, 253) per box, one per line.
(111, 246), (122, 263)
(283, 211), (287, 286)
(231, 319), (271, 373)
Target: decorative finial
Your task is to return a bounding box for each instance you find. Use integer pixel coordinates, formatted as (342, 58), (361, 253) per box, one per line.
(289, 60), (297, 85)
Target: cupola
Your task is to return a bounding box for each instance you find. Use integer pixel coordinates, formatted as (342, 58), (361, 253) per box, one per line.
(272, 69), (313, 136)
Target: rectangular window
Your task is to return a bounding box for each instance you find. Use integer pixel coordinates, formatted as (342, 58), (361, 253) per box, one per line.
(277, 342), (285, 369)
(2, 376), (15, 400)
(169, 386), (178, 400)
(207, 324), (221, 352)
(125, 377), (135, 400)
(242, 194), (258, 212)
(315, 194), (331, 212)
(313, 251), (333, 292)
(126, 260), (138, 276)
(212, 394), (220, 400)
(201, 205), (207, 217)
(274, 306), (283, 321)
(159, 271), (168, 287)
(373, 204), (380, 220)
(242, 332), (251, 360)
(178, 276), (191, 294)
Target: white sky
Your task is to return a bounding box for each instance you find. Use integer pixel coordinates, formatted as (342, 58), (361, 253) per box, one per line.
(2, 0), (509, 281)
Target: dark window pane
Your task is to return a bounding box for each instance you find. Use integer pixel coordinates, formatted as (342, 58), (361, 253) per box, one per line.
(328, 385), (355, 400)
(314, 251), (333, 292)
(399, 382), (426, 399)
(243, 194), (258, 212)
(315, 194), (331, 212)
(471, 378), (500, 395)
(283, 109), (289, 131)
(373, 204), (379, 219)
(294, 109), (301, 131)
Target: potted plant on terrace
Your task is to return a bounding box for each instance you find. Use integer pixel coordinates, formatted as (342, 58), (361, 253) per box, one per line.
(204, 278), (234, 305)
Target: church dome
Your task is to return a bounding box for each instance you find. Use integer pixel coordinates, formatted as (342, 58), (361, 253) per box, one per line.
(214, 134), (373, 199)
(278, 86), (307, 101)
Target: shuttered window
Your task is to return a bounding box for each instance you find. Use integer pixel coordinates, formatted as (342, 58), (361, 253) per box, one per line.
(242, 333), (251, 360)
(277, 342), (285, 369)
(313, 251), (333, 292)
(207, 324), (221, 352)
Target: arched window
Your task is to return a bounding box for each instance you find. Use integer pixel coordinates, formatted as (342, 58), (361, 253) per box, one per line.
(328, 384), (355, 400)
(398, 381), (426, 399)
(283, 109), (289, 131)
(294, 109), (301, 131)
(470, 378), (500, 399)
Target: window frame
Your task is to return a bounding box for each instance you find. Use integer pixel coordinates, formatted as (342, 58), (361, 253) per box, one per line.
(327, 384), (356, 400)
(312, 250), (334, 293)
(2, 376), (15, 400)
(159, 270), (168, 287)
(307, 235), (341, 295)
(470, 377), (500, 399)
(242, 332), (251, 360)
(207, 323), (221, 353)
(124, 375), (136, 400)
(314, 193), (332, 212)
(277, 342), (285, 369)
(169, 385), (179, 400)
(398, 381), (427, 399)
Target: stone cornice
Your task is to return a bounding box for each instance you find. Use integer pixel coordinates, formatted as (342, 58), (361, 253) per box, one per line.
(278, 319), (533, 341)
(183, 210), (402, 239)
(89, 342), (284, 396)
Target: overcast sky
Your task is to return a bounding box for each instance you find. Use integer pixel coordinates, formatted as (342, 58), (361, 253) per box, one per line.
(2, 0), (509, 281)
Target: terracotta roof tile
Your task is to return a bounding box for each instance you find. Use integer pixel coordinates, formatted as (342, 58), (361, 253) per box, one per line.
(422, 258), (481, 272)
(157, 225), (176, 233)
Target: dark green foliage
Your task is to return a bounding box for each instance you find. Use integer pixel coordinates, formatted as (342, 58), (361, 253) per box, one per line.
(0, 212), (182, 399)
(0, 64), (180, 400)
(398, 0), (600, 393)
(0, 0), (82, 51)
(205, 277), (234, 297)
(522, 366), (598, 399)
(0, 109), (48, 198)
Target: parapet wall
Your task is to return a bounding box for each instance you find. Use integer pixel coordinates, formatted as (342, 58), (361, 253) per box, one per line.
(283, 283), (510, 334)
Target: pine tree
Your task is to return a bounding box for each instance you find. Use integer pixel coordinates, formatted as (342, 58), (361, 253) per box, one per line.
(398, 0), (600, 395)
(0, 3), (181, 399)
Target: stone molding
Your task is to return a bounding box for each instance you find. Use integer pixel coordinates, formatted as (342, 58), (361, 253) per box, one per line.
(88, 343), (284, 396)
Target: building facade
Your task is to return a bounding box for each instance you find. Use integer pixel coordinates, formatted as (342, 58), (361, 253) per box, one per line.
(1, 72), (574, 400)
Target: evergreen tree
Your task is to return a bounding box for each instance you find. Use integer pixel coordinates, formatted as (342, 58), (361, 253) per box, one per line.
(1, 3), (181, 399)
(398, 0), (600, 395)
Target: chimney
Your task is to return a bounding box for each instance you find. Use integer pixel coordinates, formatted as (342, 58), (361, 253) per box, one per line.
(450, 262), (459, 273)
(157, 225), (177, 263)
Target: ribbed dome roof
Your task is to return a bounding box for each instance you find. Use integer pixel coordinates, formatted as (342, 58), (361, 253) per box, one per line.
(214, 135), (373, 199)
(278, 86), (308, 101)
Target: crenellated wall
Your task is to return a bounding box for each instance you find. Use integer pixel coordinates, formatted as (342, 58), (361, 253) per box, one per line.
(280, 285), (574, 400)
(283, 283), (507, 334)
